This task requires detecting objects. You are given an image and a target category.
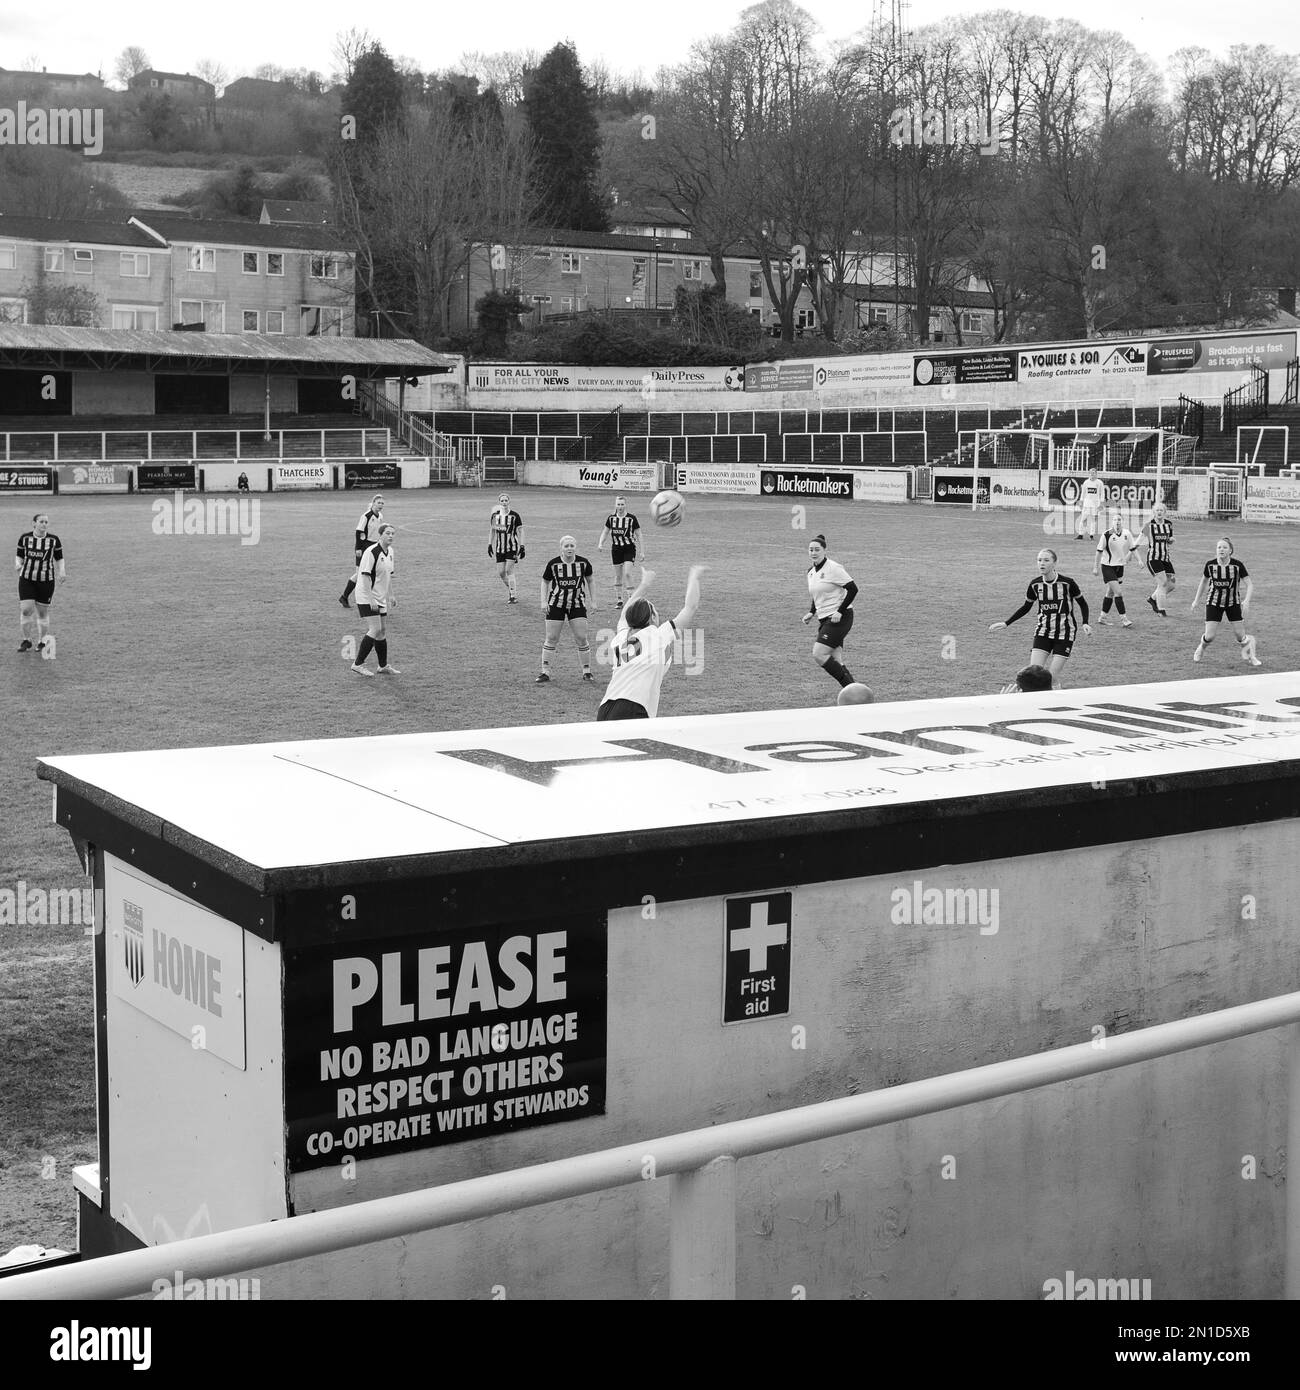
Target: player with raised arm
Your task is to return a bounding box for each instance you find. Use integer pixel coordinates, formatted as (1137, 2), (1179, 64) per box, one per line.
(536, 536), (594, 684)
(1190, 537), (1260, 666)
(989, 547), (1091, 685)
(15, 512), (65, 659)
(1092, 510), (1140, 628)
(597, 495), (645, 609)
(596, 564), (708, 720)
(1141, 500), (1175, 616)
(339, 494), (384, 607)
(350, 523), (399, 676)
(489, 493), (525, 603)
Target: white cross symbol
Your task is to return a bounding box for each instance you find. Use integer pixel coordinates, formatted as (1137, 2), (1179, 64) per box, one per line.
(731, 901), (788, 972)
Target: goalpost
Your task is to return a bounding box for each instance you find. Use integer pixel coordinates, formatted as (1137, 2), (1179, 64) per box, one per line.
(966, 427), (1199, 512)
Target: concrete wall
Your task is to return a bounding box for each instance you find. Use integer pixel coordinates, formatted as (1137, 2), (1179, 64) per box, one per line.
(72, 371), (154, 415)
(268, 819), (1296, 1298)
(229, 376), (297, 414)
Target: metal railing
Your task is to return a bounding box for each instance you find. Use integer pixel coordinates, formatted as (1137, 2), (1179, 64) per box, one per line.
(1283, 358), (1299, 407)
(5, 990), (1298, 1301)
(1176, 394), (1205, 444)
(0, 427), (391, 462)
(362, 385), (455, 479)
(1222, 365), (1268, 432)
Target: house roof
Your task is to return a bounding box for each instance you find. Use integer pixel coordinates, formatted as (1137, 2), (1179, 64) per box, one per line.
(130, 213), (351, 252)
(0, 213), (158, 248)
(841, 283), (996, 309)
(0, 68), (103, 84)
(0, 325), (451, 377)
(260, 200), (333, 226)
(129, 70), (214, 87)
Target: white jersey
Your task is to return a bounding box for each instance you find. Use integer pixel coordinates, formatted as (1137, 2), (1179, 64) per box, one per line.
(356, 507), (385, 546)
(601, 614), (677, 717)
(1097, 528), (1139, 567)
(1079, 478), (1104, 510)
(356, 542), (395, 609)
(808, 558), (853, 619)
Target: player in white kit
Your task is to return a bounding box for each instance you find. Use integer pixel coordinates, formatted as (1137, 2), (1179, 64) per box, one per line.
(1092, 511), (1141, 627)
(1076, 468), (1104, 540)
(596, 565), (708, 720)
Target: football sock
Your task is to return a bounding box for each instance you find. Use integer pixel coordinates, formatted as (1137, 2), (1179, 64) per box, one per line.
(356, 635), (375, 666)
(1115, 596), (1126, 614)
(577, 641), (591, 673)
(375, 640), (388, 667)
(541, 640), (557, 673)
(342, 579), (356, 600)
(822, 658), (854, 687)
(1102, 596), (1113, 613)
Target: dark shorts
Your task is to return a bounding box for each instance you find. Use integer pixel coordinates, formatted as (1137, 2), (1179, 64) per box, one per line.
(546, 606), (587, 623)
(611, 544), (636, 566)
(357, 603), (385, 618)
(494, 550), (519, 564)
(597, 698), (649, 721)
(18, 579), (55, 605)
(1032, 634), (1075, 657)
(815, 608), (854, 648)
(1149, 559), (1174, 576)
(1205, 604), (1243, 624)
(1100, 564), (1124, 583)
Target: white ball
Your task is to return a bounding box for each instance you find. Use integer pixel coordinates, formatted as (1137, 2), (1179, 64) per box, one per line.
(650, 489), (684, 528)
(837, 683), (875, 705)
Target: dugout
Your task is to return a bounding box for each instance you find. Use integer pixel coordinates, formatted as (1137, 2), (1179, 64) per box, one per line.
(35, 673), (1300, 1297)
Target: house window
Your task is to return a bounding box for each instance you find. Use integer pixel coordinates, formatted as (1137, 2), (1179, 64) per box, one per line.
(179, 299), (225, 331)
(267, 253), (284, 276)
(749, 307), (762, 318)
(310, 254), (338, 280)
(266, 310), (284, 334)
(112, 306), (159, 330)
(243, 310), (260, 332)
(72, 248), (94, 273)
(45, 248), (65, 272)
(796, 307), (817, 329)
(960, 311), (985, 333)
(684, 259), (703, 280)
(243, 252), (260, 274)
(301, 305), (343, 335)
(0, 297), (27, 323)
(749, 271), (762, 297)
(188, 246), (215, 272)
(533, 249), (553, 261)
(560, 253), (581, 275)
(659, 258), (674, 268)
(120, 253), (150, 277)
(0, 246), (17, 271)
(870, 306), (889, 324)
(559, 297), (571, 312)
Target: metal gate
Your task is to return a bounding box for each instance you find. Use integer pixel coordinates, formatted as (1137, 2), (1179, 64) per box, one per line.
(1209, 469), (1243, 517)
(914, 465), (933, 500)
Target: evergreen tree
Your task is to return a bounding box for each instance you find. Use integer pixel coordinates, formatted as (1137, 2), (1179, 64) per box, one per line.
(522, 43), (607, 231)
(341, 44), (406, 145)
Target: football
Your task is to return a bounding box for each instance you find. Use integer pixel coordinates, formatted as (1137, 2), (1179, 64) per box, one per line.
(836, 683), (875, 705)
(650, 489), (685, 527)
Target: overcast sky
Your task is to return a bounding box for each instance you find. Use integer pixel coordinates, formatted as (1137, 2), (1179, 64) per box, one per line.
(0, 1), (1291, 87)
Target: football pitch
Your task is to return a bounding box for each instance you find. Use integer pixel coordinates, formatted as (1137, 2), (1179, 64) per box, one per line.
(3, 485), (1298, 1253)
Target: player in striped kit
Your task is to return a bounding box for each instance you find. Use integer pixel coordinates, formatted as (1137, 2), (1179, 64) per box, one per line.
(1092, 511), (1140, 627)
(1190, 538), (1260, 665)
(339, 494), (385, 607)
(536, 536), (594, 684)
(1140, 500), (1175, 616)
(597, 496), (645, 608)
(15, 513), (66, 658)
(489, 493), (525, 603)
(350, 524), (399, 676)
(989, 548), (1091, 685)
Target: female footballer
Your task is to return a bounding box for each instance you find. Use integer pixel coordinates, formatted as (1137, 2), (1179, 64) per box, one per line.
(1190, 537), (1260, 666)
(489, 493), (525, 603)
(350, 523), (399, 676)
(989, 547), (1091, 684)
(802, 535), (860, 691)
(537, 535), (595, 683)
(16, 512), (66, 658)
(1092, 510), (1140, 627)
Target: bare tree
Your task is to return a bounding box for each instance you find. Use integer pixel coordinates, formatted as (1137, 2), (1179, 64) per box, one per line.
(332, 27), (374, 85)
(114, 46), (151, 88)
(452, 49), (540, 106)
(194, 59), (228, 97)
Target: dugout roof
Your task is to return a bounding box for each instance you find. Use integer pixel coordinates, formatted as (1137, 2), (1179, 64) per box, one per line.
(0, 326), (455, 379)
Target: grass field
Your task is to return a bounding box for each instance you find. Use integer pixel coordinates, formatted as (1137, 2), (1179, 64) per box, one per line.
(2, 484), (1298, 1255)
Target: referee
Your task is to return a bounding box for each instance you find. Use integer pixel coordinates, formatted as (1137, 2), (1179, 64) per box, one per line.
(16, 512), (66, 658)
